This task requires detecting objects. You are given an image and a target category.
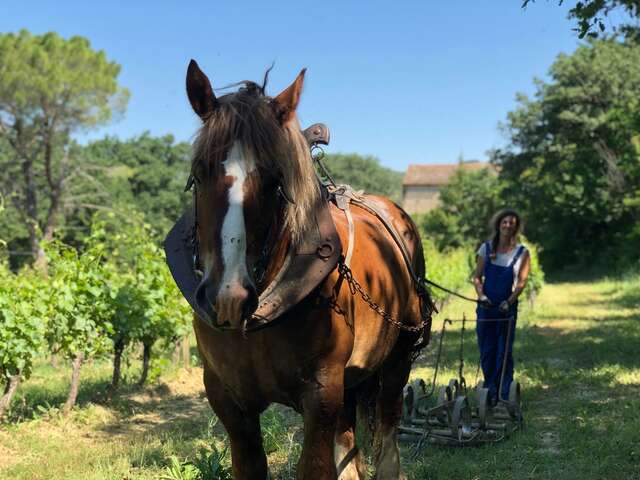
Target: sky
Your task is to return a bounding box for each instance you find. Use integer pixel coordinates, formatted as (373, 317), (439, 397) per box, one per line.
(1, 0), (588, 171)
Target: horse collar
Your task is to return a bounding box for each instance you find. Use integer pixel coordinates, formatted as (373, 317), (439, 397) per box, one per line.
(164, 191), (341, 332)
(165, 123), (341, 332)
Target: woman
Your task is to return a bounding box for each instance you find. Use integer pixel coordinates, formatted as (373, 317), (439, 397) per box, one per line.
(472, 209), (531, 405)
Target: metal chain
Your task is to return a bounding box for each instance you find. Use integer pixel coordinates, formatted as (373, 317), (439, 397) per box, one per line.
(336, 261), (427, 333)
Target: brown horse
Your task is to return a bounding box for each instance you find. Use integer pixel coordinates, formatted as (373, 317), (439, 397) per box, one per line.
(181, 60), (430, 479)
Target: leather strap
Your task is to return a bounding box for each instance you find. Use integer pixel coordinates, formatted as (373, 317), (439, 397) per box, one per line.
(330, 185), (421, 287)
(333, 186), (358, 268)
(247, 194), (342, 330)
(352, 198), (420, 285)
(164, 211), (210, 322)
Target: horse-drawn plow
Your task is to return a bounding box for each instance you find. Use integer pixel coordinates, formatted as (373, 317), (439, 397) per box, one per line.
(399, 316), (523, 447)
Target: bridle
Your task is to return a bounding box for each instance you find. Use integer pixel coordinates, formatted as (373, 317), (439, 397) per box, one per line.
(183, 173), (202, 279)
(183, 169), (293, 292)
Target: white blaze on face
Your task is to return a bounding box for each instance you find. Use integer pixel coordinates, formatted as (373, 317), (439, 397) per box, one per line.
(219, 142), (255, 295)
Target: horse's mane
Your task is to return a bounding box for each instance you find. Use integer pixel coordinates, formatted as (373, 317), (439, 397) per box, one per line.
(191, 80), (320, 245)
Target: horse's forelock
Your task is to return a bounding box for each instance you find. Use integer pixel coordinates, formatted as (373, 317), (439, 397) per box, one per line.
(190, 81), (319, 244)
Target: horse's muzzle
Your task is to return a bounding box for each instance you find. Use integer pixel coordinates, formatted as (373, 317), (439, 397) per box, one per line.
(195, 275), (258, 329)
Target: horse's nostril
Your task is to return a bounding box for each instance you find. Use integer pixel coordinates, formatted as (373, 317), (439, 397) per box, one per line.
(245, 282), (258, 300)
(242, 290), (259, 319)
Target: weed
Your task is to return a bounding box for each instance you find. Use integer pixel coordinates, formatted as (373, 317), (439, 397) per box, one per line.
(160, 447), (232, 480)
(191, 446), (232, 480)
(261, 408), (288, 454)
(161, 456), (200, 480)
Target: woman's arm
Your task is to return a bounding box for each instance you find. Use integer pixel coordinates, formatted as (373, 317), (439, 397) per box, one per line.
(507, 251), (531, 305)
(472, 255), (485, 298)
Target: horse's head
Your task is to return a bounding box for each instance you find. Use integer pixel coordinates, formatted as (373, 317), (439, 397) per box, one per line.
(186, 60), (320, 329)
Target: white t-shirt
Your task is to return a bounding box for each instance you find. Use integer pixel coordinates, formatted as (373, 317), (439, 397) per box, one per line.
(476, 242), (528, 285)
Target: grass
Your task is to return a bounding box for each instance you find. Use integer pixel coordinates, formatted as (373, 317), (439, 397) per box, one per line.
(1, 276), (639, 479)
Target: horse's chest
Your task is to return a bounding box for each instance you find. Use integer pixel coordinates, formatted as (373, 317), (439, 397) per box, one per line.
(196, 321), (334, 409)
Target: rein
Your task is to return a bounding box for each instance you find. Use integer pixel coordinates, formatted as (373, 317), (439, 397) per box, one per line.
(313, 149), (484, 309)
(422, 278), (487, 306)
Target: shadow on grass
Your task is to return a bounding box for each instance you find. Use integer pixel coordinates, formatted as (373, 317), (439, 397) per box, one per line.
(544, 264), (636, 284)
(411, 312), (640, 399)
(6, 359), (208, 436)
(519, 319), (640, 370)
(94, 382), (213, 441)
(559, 288), (640, 311)
(403, 323), (640, 480)
(6, 369), (122, 423)
(610, 286), (640, 310)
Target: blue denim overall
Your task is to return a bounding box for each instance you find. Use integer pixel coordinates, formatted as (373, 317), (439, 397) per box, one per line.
(476, 242), (524, 403)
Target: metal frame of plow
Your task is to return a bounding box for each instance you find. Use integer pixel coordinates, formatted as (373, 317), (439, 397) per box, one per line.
(398, 315), (524, 448)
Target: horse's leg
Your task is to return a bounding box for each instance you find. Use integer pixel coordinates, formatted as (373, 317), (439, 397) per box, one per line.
(203, 367), (269, 480)
(372, 343), (413, 480)
(335, 388), (366, 480)
(297, 364), (344, 480)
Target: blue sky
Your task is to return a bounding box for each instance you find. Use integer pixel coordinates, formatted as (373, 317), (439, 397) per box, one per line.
(2, 0), (585, 171)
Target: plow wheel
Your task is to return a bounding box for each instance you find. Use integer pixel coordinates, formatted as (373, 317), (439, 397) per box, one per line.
(409, 379), (426, 417)
(411, 378), (426, 398)
(402, 383), (415, 421)
(402, 379), (427, 421)
(475, 387), (490, 429)
(450, 396), (472, 441)
(448, 378), (460, 398)
(436, 386), (452, 423)
(437, 385), (452, 405)
(507, 381), (523, 422)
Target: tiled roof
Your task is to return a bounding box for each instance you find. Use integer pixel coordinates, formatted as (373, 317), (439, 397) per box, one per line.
(403, 161), (492, 186)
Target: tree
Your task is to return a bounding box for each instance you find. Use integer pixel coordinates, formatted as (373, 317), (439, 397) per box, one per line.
(0, 30), (129, 266)
(129, 238), (192, 386)
(79, 133), (191, 239)
(523, 0), (640, 39)
(45, 233), (114, 414)
(320, 153), (404, 202)
(0, 257), (48, 418)
(91, 212), (191, 389)
(420, 168), (503, 250)
(0, 197), (48, 418)
(492, 39), (640, 270)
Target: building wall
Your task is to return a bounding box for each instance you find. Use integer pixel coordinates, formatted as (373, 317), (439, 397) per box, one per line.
(402, 185), (441, 214)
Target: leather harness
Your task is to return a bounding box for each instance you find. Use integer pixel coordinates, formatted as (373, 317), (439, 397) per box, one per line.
(164, 123), (434, 334)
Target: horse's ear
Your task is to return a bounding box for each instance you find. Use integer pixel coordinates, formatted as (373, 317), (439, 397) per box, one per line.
(272, 68), (306, 125)
(186, 59), (218, 120)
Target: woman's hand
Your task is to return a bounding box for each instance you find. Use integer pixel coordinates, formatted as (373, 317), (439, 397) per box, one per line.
(478, 294), (492, 308)
(499, 300), (510, 314)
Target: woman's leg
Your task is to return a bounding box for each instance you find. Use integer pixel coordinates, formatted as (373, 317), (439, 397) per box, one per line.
(496, 312), (517, 401)
(476, 309), (500, 403)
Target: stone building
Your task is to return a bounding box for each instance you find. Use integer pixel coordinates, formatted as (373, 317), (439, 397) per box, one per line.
(402, 161), (491, 214)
